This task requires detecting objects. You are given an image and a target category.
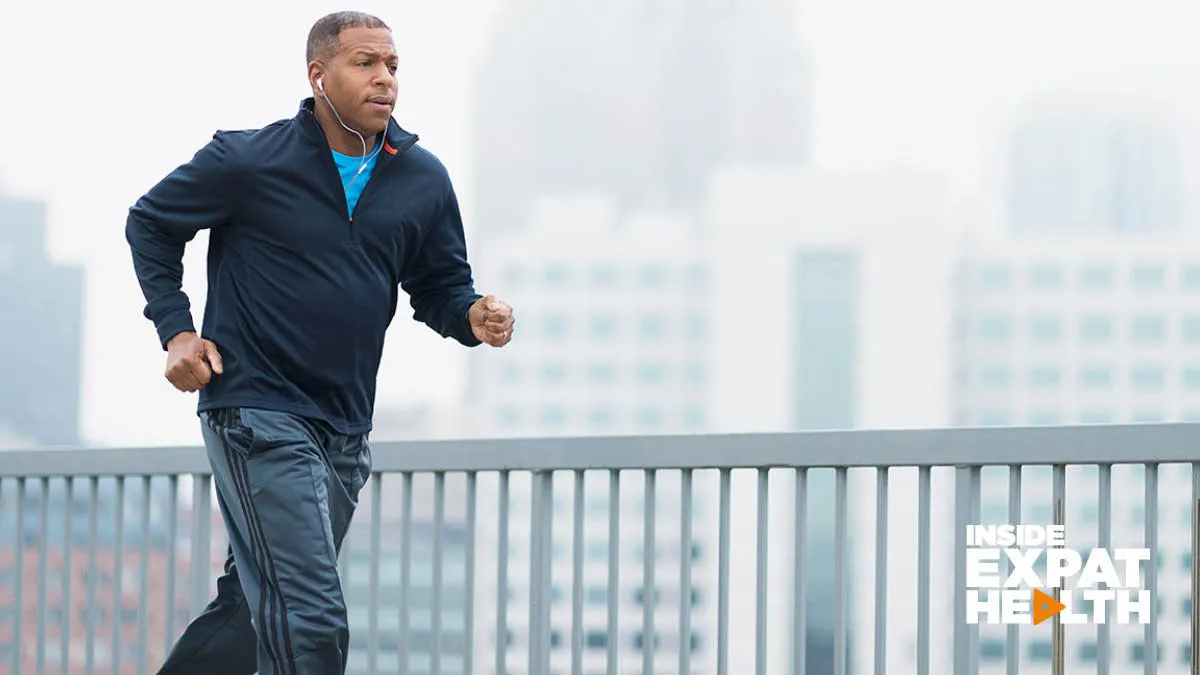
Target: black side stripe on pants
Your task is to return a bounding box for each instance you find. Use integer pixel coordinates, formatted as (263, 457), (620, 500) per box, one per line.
(224, 439), (293, 675)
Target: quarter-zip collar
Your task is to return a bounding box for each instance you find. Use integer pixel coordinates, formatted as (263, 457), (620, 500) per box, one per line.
(295, 97), (419, 159)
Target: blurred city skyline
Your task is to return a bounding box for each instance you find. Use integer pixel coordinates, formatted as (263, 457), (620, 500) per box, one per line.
(1, 0), (1199, 450)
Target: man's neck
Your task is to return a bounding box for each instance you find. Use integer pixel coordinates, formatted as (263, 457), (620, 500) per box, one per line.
(313, 102), (378, 156)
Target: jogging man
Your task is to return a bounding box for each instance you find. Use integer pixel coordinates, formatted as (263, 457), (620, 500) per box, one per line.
(126, 11), (514, 674)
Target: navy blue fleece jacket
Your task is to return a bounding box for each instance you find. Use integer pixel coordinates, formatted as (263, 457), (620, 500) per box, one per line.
(126, 98), (482, 434)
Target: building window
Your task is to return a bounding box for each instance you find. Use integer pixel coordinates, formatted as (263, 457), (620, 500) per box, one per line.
(1183, 315), (1200, 344)
(1132, 410), (1166, 423)
(1079, 410), (1112, 424)
(543, 314), (569, 340)
(636, 408), (663, 429)
(637, 363), (666, 384)
(545, 265), (569, 286)
(638, 315), (666, 340)
(1030, 365), (1061, 388)
(1131, 315), (1166, 344)
(977, 409), (1013, 426)
(684, 263), (709, 288)
(980, 639), (1005, 661)
(542, 363), (567, 383)
(977, 364), (1012, 389)
(497, 407), (519, 428)
(684, 407), (705, 429)
(590, 265), (617, 286)
(1029, 641), (1052, 661)
(1079, 365), (1112, 388)
(541, 407), (567, 429)
(588, 363), (616, 384)
(1028, 263), (1062, 288)
(588, 408), (615, 430)
(1131, 365), (1165, 391)
(976, 263), (1011, 290)
(1029, 410), (1061, 426)
(683, 313), (707, 340)
(976, 315), (1013, 343)
(1080, 264), (1115, 289)
(639, 265), (666, 287)
(589, 314), (617, 340)
(1183, 265), (1200, 289)
(1132, 264), (1167, 290)
(683, 363), (705, 385)
(500, 362), (520, 382)
(1079, 642), (1098, 661)
(1030, 316), (1062, 343)
(1080, 315), (1113, 343)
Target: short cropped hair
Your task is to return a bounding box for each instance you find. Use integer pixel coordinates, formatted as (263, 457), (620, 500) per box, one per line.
(306, 11), (390, 63)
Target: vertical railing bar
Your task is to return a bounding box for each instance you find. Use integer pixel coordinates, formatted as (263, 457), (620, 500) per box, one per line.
(1053, 464), (1066, 675)
(642, 469), (656, 675)
(432, 471), (446, 675)
(464, 471), (477, 675)
(165, 475), (178, 654)
(191, 474), (212, 617)
(529, 470), (554, 675)
(969, 466), (981, 675)
(717, 468), (731, 675)
(12, 477), (25, 675)
(139, 475), (151, 675)
(61, 477), (74, 675)
(398, 471), (412, 675)
(680, 468), (694, 675)
(917, 465), (931, 675)
(86, 476), (98, 675)
(1191, 462), (1199, 675)
(755, 468), (769, 675)
(953, 467), (969, 675)
(796, 468), (809, 675)
(1145, 463), (1158, 675)
(834, 466), (849, 675)
(495, 471), (510, 675)
(607, 470), (620, 675)
(368, 473), (382, 675)
(529, 473), (543, 675)
(1098, 464), (1112, 675)
(113, 476), (126, 675)
(571, 470), (584, 675)
(874, 468), (889, 675)
(1006, 465), (1022, 675)
(36, 477), (49, 675)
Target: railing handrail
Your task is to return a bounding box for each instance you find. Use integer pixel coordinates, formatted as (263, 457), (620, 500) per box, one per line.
(1, 422), (1198, 477)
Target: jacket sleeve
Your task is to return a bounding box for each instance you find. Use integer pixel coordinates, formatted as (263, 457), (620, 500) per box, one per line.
(125, 132), (237, 349)
(401, 178), (483, 347)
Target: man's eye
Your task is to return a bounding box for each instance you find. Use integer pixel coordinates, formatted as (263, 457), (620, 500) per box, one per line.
(357, 61), (370, 67)
(388, 65), (397, 74)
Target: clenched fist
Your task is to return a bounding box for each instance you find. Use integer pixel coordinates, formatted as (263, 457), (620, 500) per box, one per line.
(469, 294), (515, 347)
(165, 331), (224, 392)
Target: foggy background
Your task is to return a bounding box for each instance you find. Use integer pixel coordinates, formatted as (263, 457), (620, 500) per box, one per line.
(2, 0), (1200, 673)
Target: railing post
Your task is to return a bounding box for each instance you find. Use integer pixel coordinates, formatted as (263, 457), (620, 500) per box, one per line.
(953, 465), (980, 675)
(529, 470), (554, 675)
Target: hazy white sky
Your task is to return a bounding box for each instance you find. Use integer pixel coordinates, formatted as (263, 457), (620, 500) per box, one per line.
(0, 0), (1197, 446)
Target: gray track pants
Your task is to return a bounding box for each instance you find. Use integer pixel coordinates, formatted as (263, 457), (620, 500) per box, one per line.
(157, 407), (371, 675)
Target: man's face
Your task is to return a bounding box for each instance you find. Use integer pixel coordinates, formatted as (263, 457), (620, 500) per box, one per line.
(318, 27), (399, 137)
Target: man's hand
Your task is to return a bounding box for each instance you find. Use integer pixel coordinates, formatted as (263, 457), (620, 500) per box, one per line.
(469, 295), (515, 347)
(165, 331), (224, 392)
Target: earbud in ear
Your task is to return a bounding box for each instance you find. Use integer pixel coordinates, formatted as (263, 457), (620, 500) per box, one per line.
(317, 77), (324, 92)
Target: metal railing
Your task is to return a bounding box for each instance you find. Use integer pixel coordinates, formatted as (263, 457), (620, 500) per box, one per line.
(1, 423), (1199, 675)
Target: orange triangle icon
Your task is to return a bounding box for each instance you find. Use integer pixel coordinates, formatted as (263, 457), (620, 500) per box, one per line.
(1032, 589), (1065, 625)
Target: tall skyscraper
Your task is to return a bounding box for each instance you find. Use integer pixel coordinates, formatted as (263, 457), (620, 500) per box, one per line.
(1005, 96), (1183, 235)
(0, 191), (84, 447)
(468, 0), (813, 237)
